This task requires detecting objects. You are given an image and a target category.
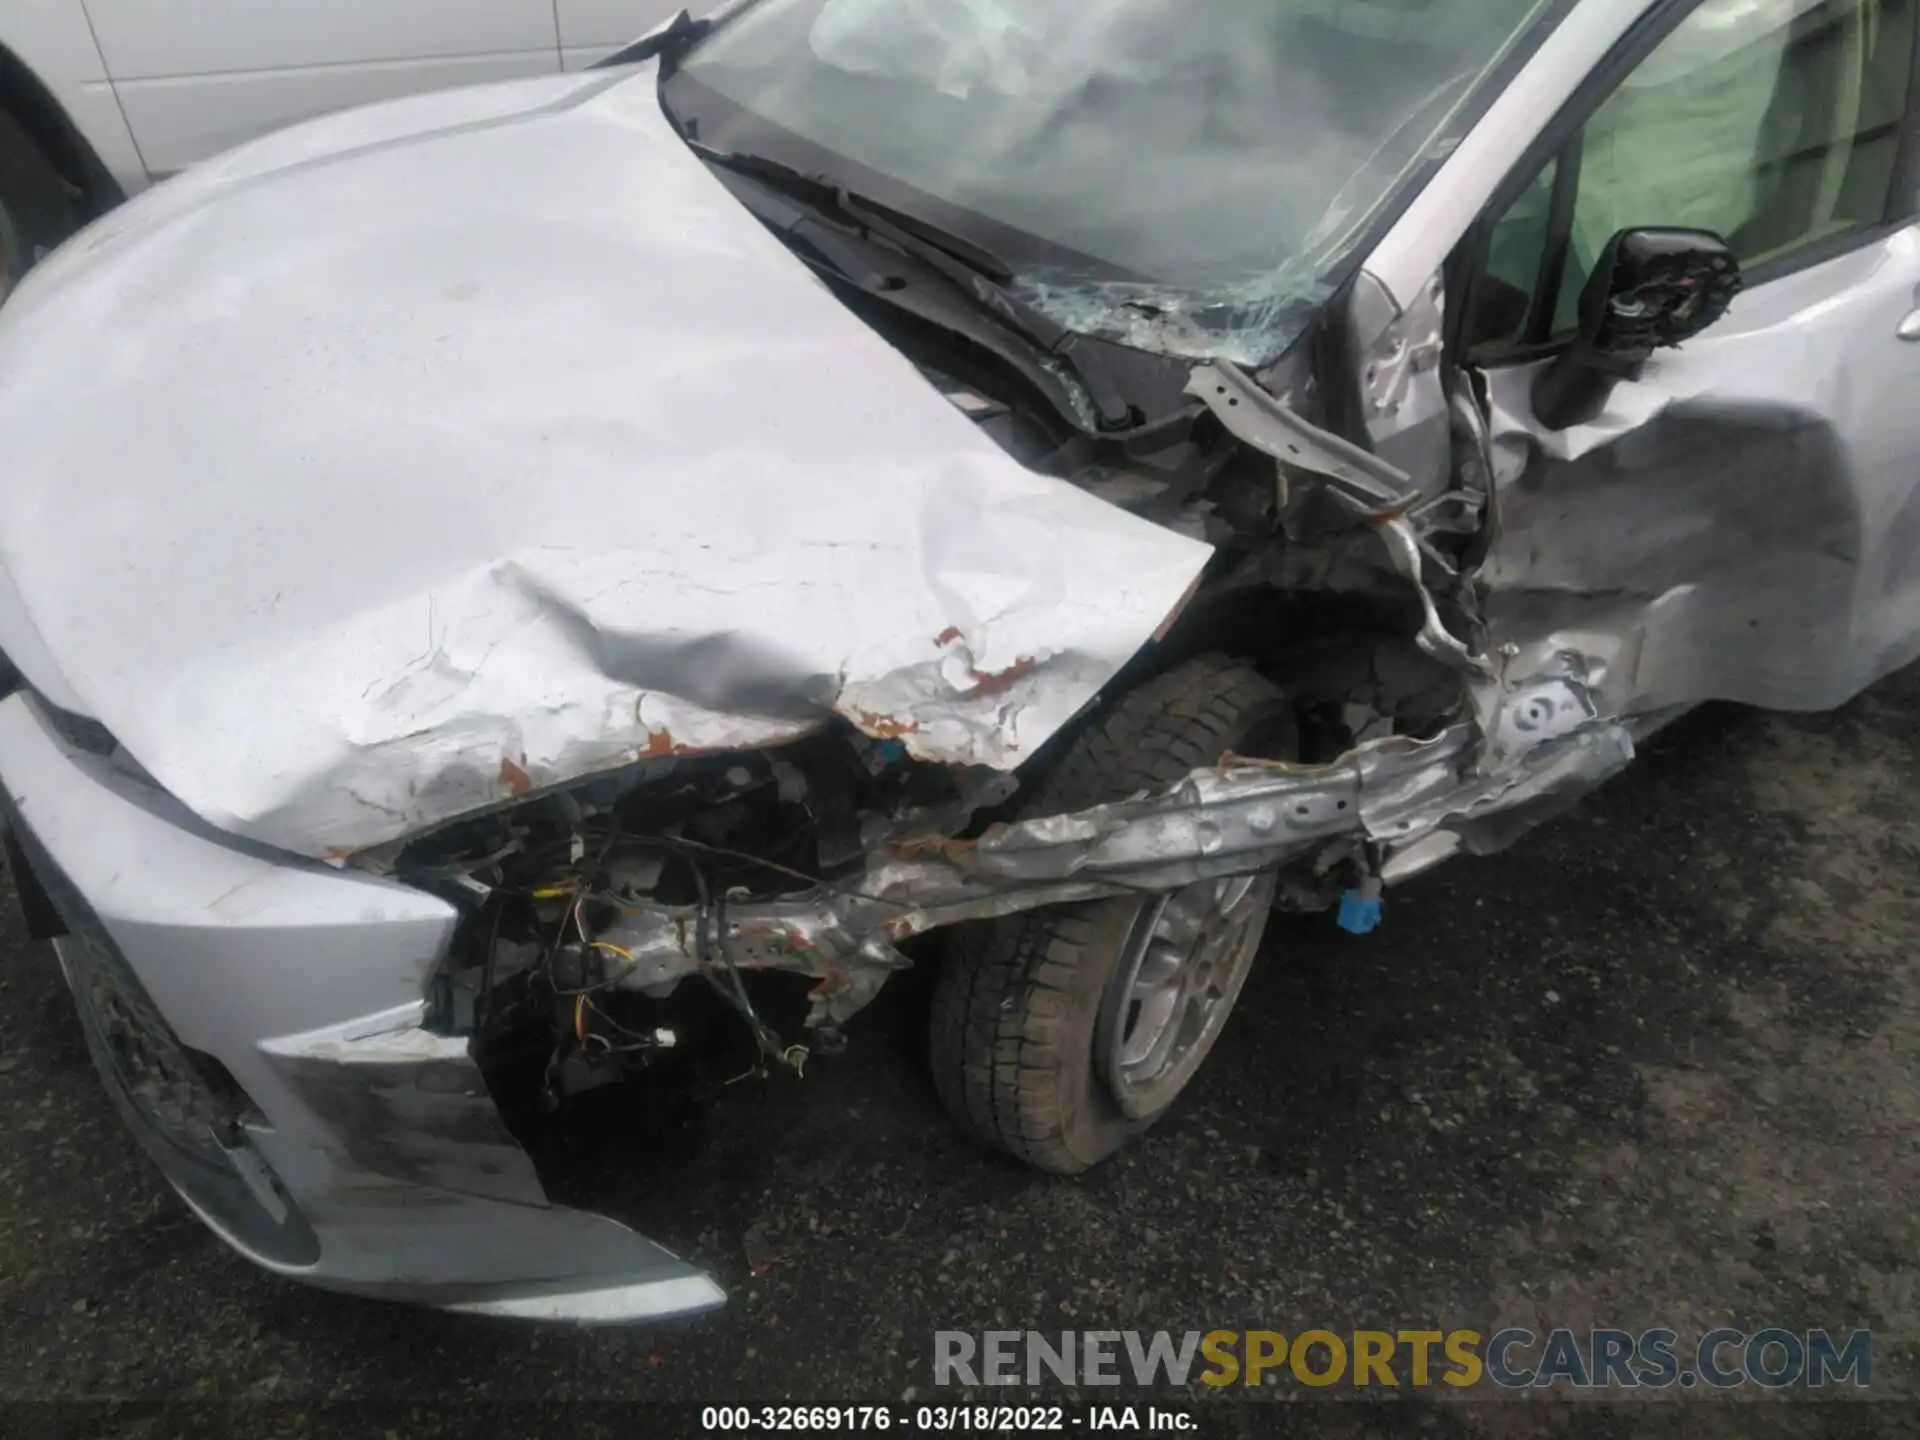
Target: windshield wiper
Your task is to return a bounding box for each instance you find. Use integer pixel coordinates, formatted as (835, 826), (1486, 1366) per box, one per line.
(689, 143), (1136, 430)
(688, 143), (1011, 280)
(594, 9), (711, 71)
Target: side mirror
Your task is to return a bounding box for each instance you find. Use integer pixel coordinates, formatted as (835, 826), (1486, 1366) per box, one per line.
(1531, 227), (1743, 431)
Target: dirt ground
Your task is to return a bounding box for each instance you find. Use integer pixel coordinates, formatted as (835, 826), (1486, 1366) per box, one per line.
(2, 667), (1918, 1438)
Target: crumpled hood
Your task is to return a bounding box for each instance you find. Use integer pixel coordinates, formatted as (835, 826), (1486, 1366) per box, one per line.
(0, 65), (1210, 860)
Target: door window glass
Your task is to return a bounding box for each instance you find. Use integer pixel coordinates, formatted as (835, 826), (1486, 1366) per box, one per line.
(1468, 0), (1916, 351)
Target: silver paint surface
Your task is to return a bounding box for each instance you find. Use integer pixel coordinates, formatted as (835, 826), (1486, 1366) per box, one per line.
(7, 0), (1917, 1323)
(1479, 228), (1920, 719)
(0, 693), (723, 1321)
(0, 63), (1210, 862)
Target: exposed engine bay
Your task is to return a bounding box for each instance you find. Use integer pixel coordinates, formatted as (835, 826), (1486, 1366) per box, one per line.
(383, 282), (1625, 1125)
(10, 0), (1919, 1320)
(404, 732), (1016, 1103)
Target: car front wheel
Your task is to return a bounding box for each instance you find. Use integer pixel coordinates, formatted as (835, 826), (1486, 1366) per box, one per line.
(929, 654), (1295, 1173)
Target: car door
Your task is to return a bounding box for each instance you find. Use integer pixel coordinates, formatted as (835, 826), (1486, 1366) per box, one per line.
(82, 0), (563, 180)
(1453, 0), (1920, 721)
(555, 0), (699, 69)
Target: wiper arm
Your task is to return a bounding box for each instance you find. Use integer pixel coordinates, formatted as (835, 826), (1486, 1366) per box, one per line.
(594, 9), (711, 70)
(689, 144), (1014, 282)
(690, 143), (1135, 429)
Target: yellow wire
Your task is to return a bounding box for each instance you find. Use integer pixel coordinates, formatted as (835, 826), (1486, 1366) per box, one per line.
(590, 940), (637, 963)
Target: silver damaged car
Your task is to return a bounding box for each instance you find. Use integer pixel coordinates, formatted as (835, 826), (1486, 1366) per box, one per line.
(2, 0), (1918, 1319)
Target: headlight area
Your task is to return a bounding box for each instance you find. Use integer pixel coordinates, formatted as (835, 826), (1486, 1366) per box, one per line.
(384, 701), (1609, 1132)
(10, 814), (322, 1268)
(0, 692), (726, 1320)
(3, 667), (1627, 1318)
(390, 728), (1021, 1111)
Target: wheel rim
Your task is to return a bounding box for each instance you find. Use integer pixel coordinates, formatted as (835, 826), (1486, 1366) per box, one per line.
(1096, 869), (1276, 1120)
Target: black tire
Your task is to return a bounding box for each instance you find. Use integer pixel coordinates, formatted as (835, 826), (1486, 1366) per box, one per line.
(930, 654), (1296, 1173)
(0, 110), (81, 304)
(0, 197), (22, 303)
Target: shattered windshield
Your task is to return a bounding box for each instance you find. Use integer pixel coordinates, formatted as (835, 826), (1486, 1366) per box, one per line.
(671, 0), (1561, 364)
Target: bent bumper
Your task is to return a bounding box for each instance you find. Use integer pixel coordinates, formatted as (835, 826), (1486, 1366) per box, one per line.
(0, 692), (723, 1322)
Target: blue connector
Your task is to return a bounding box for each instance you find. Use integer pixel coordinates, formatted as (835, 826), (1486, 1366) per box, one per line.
(1337, 883), (1384, 935)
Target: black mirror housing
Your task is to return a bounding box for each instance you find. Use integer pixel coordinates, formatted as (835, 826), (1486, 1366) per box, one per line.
(1580, 227), (1743, 358)
(1533, 227), (1743, 430)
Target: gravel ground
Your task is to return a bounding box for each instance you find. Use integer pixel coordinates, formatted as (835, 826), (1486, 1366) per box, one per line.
(3, 669), (1919, 1438)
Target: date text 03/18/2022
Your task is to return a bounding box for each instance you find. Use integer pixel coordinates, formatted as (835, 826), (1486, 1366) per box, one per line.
(701, 1405), (1193, 1431)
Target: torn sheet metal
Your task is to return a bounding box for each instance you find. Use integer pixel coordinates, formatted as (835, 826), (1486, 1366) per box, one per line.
(0, 64), (1211, 862)
(1346, 268), (1453, 497)
(1470, 650), (1605, 771)
(1475, 226), (1920, 719)
(1188, 359), (1491, 676)
(1188, 359), (1422, 513)
(590, 703), (1629, 1026)
(259, 1007), (546, 1208)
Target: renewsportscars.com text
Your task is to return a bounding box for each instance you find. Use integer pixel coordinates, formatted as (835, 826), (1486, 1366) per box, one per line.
(933, 1328), (1872, 1391)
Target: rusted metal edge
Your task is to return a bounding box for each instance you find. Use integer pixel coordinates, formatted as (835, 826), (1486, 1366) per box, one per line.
(590, 717), (1633, 1025)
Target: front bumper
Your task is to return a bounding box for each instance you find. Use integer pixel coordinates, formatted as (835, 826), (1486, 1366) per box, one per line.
(0, 692), (723, 1322)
